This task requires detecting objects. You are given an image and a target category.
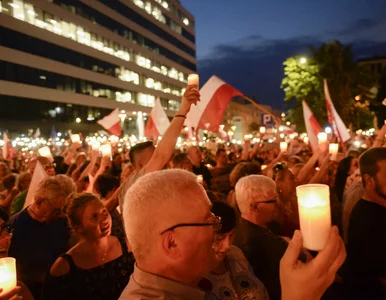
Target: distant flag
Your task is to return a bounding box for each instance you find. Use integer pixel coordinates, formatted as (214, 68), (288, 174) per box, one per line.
(34, 128), (41, 138)
(23, 161), (47, 209)
(50, 126), (57, 140)
(97, 108), (122, 136)
(2, 133), (10, 160)
(302, 101), (322, 150)
(324, 80), (350, 143)
(145, 97), (170, 140)
(186, 75), (243, 132)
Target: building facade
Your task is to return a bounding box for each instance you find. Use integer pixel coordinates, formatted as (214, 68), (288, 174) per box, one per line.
(0, 0), (196, 135)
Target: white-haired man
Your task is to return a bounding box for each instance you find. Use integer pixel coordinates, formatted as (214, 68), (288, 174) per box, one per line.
(8, 175), (76, 299)
(119, 169), (346, 300)
(233, 174), (307, 300)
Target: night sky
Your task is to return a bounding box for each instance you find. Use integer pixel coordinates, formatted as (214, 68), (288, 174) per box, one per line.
(181, 0), (386, 110)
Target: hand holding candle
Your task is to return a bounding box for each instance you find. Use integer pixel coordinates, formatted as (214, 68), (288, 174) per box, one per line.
(280, 142), (288, 153)
(318, 132), (328, 152)
(100, 144), (112, 159)
(0, 258), (16, 294)
(296, 184), (331, 251)
(187, 74), (199, 86)
(329, 143), (339, 161)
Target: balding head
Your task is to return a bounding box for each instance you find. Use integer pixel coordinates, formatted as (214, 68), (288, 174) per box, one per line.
(124, 169), (216, 285)
(28, 156), (55, 176)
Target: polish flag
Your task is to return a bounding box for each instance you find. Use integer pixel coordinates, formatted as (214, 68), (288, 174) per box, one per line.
(23, 161), (47, 209)
(186, 76), (243, 132)
(302, 101), (322, 150)
(2, 133), (10, 161)
(324, 80), (350, 143)
(145, 98), (170, 140)
(97, 108), (122, 136)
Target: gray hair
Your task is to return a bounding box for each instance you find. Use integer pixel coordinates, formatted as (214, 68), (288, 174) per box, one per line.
(35, 175), (76, 208)
(123, 169), (209, 261)
(235, 175), (276, 214)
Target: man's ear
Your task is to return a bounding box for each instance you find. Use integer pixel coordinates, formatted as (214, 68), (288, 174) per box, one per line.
(161, 231), (181, 260)
(363, 174), (374, 188)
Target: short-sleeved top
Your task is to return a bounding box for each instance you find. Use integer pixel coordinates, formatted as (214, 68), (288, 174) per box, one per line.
(202, 246), (269, 300)
(344, 199), (386, 298)
(8, 208), (70, 285)
(233, 218), (306, 300)
(42, 237), (134, 300)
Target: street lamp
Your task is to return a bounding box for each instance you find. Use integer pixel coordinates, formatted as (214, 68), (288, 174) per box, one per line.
(300, 57), (307, 64)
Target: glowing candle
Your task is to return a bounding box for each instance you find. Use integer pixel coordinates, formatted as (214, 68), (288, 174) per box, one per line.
(280, 142), (288, 152)
(91, 141), (100, 151)
(187, 74), (199, 86)
(0, 258), (16, 294)
(317, 132), (327, 144)
(303, 136), (309, 144)
(244, 134), (252, 141)
(296, 184), (331, 251)
(100, 144), (112, 158)
(38, 146), (52, 160)
(261, 165), (267, 170)
(329, 143), (339, 161)
(109, 135), (119, 144)
(259, 127), (266, 134)
(71, 134), (80, 143)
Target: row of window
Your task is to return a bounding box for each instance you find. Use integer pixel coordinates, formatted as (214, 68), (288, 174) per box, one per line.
(0, 0), (194, 85)
(0, 26), (185, 97)
(0, 60), (180, 111)
(152, 0), (195, 30)
(51, 0), (196, 66)
(0, 95), (152, 135)
(129, 0), (195, 43)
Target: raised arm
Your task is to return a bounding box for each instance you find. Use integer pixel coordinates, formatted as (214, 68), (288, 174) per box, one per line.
(297, 148), (321, 185)
(144, 85), (200, 174)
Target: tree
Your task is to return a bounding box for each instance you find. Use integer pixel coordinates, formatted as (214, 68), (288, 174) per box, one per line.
(281, 41), (377, 132)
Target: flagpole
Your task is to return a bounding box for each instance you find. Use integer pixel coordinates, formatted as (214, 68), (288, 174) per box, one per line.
(243, 96), (281, 125)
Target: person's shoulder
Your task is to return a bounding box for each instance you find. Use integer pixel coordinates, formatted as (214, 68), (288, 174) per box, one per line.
(50, 256), (71, 277)
(8, 209), (27, 225)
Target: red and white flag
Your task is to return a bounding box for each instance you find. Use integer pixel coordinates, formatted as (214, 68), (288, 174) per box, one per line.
(97, 108), (122, 136)
(302, 101), (322, 150)
(324, 80), (350, 143)
(145, 98), (170, 140)
(24, 161), (47, 209)
(2, 133), (10, 161)
(186, 75), (243, 132)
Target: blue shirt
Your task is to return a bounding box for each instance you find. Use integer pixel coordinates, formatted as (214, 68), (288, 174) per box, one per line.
(8, 208), (70, 284)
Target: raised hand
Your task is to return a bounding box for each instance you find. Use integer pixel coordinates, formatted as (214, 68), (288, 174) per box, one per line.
(280, 227), (346, 300)
(179, 85), (200, 115)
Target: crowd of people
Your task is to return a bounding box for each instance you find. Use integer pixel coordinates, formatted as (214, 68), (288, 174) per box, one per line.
(0, 85), (385, 299)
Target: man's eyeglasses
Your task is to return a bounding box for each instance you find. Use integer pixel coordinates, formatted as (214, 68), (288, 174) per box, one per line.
(160, 213), (222, 235)
(0, 223), (13, 236)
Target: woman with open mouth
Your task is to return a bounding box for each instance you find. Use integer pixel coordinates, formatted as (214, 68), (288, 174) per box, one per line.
(42, 193), (134, 300)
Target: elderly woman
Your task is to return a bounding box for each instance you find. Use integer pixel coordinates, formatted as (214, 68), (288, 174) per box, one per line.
(233, 175), (308, 300)
(42, 193), (134, 300)
(199, 201), (269, 299)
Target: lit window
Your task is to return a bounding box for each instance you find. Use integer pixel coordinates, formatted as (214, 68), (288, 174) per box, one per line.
(145, 78), (155, 88)
(162, 1), (169, 9)
(183, 18), (189, 26)
(144, 2), (151, 14)
(138, 93), (155, 107)
(134, 0), (144, 8)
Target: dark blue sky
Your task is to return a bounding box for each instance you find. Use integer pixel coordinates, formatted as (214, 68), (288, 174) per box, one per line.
(181, 0), (386, 109)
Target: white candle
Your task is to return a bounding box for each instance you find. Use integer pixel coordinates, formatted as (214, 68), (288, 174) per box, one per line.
(0, 258), (16, 294)
(303, 136), (309, 144)
(109, 135), (119, 144)
(38, 146), (53, 160)
(188, 74), (199, 86)
(244, 134), (252, 141)
(261, 165), (267, 170)
(71, 134), (80, 143)
(296, 184), (331, 251)
(317, 132), (327, 144)
(280, 142), (288, 152)
(329, 143), (339, 161)
(100, 144), (112, 158)
(259, 127), (266, 134)
(91, 141), (100, 151)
